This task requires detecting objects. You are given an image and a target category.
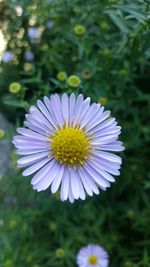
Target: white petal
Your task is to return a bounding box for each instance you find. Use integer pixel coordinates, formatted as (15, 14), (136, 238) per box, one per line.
(25, 114), (51, 133)
(50, 94), (64, 127)
(30, 107), (52, 129)
(24, 121), (47, 135)
(31, 160), (56, 185)
(72, 94), (84, 126)
(78, 97), (91, 123)
(33, 160), (59, 191)
(17, 151), (49, 167)
(80, 103), (100, 130)
(85, 110), (111, 133)
(60, 168), (70, 201)
(87, 118), (116, 134)
(70, 168), (80, 199)
(22, 157), (50, 176)
(69, 93), (76, 124)
(80, 168), (99, 195)
(61, 93), (69, 126)
(51, 164), (64, 193)
(95, 151), (122, 164)
(17, 128), (48, 141)
(91, 135), (118, 146)
(85, 164), (109, 188)
(77, 168), (93, 196)
(37, 100), (57, 130)
(16, 147), (49, 155)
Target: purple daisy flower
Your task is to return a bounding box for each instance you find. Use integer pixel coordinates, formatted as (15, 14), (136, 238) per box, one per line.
(12, 93), (124, 203)
(24, 51), (34, 61)
(2, 50), (14, 63)
(77, 244), (109, 267)
(46, 20), (54, 29)
(27, 27), (41, 41)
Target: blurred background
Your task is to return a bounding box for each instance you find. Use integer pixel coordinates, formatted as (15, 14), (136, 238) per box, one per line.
(0, 0), (150, 266)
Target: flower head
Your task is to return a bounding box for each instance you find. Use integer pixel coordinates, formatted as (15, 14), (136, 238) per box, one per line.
(46, 20), (54, 29)
(74, 25), (86, 36)
(55, 248), (65, 257)
(23, 63), (32, 72)
(67, 75), (81, 88)
(98, 97), (107, 106)
(102, 48), (111, 58)
(2, 50), (14, 63)
(100, 21), (109, 30)
(82, 68), (91, 80)
(0, 129), (5, 138)
(9, 82), (21, 94)
(12, 93), (124, 203)
(77, 244), (109, 267)
(27, 27), (41, 41)
(57, 71), (67, 81)
(24, 51), (34, 61)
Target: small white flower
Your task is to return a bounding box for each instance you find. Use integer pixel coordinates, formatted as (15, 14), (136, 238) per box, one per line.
(77, 244), (109, 267)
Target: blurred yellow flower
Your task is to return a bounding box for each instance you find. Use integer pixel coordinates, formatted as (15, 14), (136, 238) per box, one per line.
(23, 63), (32, 72)
(124, 262), (132, 267)
(4, 260), (13, 267)
(102, 48), (111, 57)
(99, 97), (107, 106)
(9, 82), (21, 94)
(100, 21), (109, 30)
(0, 129), (5, 138)
(74, 25), (86, 36)
(126, 210), (135, 219)
(82, 68), (91, 79)
(54, 191), (60, 200)
(41, 44), (49, 51)
(119, 69), (128, 78)
(67, 75), (81, 88)
(49, 222), (57, 232)
(26, 255), (32, 263)
(0, 219), (4, 227)
(55, 248), (65, 258)
(9, 219), (17, 229)
(57, 71), (67, 81)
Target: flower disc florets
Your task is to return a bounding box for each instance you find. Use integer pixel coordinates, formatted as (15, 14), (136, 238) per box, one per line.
(51, 126), (90, 167)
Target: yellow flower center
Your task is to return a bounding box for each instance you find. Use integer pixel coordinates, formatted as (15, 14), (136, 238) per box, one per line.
(88, 255), (98, 265)
(51, 126), (90, 167)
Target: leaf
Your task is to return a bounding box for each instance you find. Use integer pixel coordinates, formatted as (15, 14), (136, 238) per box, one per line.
(116, 4), (146, 21)
(105, 10), (130, 33)
(3, 95), (29, 110)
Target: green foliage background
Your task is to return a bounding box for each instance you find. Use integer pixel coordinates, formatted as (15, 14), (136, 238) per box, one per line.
(0, 0), (150, 266)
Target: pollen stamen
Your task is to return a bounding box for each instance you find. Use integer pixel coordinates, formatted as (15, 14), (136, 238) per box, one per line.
(51, 126), (91, 167)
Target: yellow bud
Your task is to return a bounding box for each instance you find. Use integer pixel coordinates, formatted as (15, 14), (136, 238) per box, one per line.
(119, 69), (128, 78)
(4, 260), (13, 267)
(9, 219), (17, 229)
(26, 255), (32, 262)
(67, 75), (81, 88)
(82, 68), (91, 79)
(55, 248), (65, 258)
(74, 25), (86, 35)
(57, 71), (67, 81)
(99, 97), (107, 106)
(100, 21), (109, 30)
(49, 222), (57, 232)
(23, 63), (32, 71)
(9, 82), (21, 93)
(0, 129), (5, 138)
(126, 210), (135, 219)
(124, 261), (133, 267)
(102, 48), (111, 57)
